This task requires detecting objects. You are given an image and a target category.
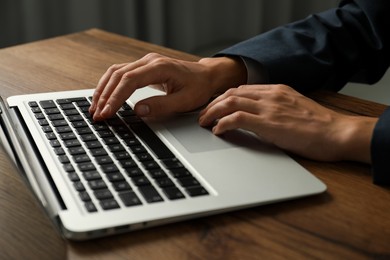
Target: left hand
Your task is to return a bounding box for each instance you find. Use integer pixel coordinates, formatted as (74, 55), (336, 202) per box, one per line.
(199, 84), (377, 163)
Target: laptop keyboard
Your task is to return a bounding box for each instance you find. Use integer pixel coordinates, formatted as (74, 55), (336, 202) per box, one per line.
(28, 97), (208, 213)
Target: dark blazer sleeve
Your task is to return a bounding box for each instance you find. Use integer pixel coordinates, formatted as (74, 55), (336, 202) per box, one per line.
(217, 0), (390, 185)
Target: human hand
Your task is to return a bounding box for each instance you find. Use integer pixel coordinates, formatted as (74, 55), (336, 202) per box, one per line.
(199, 84), (377, 163)
(89, 53), (246, 121)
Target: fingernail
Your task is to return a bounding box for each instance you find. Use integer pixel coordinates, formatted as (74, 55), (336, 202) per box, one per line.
(93, 106), (101, 121)
(101, 104), (111, 117)
(136, 104), (150, 116)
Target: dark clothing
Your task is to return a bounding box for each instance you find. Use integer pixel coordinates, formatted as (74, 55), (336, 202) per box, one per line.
(218, 0), (390, 184)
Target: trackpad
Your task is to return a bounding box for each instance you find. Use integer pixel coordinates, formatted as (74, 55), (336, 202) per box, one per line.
(163, 114), (266, 153)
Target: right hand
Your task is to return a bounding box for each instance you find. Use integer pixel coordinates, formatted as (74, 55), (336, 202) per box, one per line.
(89, 53), (247, 121)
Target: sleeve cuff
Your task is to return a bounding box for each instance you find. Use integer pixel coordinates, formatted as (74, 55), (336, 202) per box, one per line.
(371, 107), (390, 185)
(240, 56), (269, 84)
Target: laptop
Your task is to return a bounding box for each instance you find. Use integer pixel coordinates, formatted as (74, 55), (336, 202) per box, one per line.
(0, 86), (326, 240)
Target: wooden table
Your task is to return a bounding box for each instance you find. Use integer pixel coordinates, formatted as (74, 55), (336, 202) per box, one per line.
(0, 29), (389, 259)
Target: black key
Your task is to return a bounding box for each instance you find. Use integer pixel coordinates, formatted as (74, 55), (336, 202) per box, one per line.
(35, 113), (45, 120)
(118, 110), (136, 117)
(95, 156), (113, 165)
(47, 114), (64, 121)
(162, 187), (185, 200)
(74, 181), (85, 191)
(124, 167), (143, 177)
(136, 153), (153, 162)
(185, 186), (209, 197)
(102, 136), (119, 145)
(67, 114), (84, 121)
(39, 100), (56, 109)
(132, 175), (151, 186)
(88, 179), (107, 190)
(94, 189), (113, 200)
(57, 97), (86, 104)
(119, 191), (142, 207)
(171, 168), (192, 179)
(68, 172), (80, 182)
(85, 201), (97, 212)
(63, 109), (79, 116)
(80, 134), (97, 142)
(71, 121), (88, 128)
(45, 132), (57, 140)
(119, 159), (137, 168)
(50, 139), (61, 147)
(161, 158), (184, 169)
(148, 169), (167, 179)
(59, 132), (77, 140)
(83, 171), (101, 181)
(78, 162), (96, 172)
(64, 139), (81, 147)
(73, 154), (91, 163)
(53, 147), (65, 155)
(177, 177), (200, 187)
(38, 119), (49, 126)
(68, 146), (85, 155)
(155, 177), (175, 187)
(130, 145), (146, 154)
(63, 164), (75, 172)
(31, 107), (42, 113)
(55, 125), (72, 133)
(58, 155), (70, 164)
(113, 182), (131, 191)
(100, 199), (120, 210)
(129, 122), (174, 159)
(79, 191), (91, 201)
(59, 103), (75, 110)
(142, 161), (160, 170)
(108, 144), (125, 153)
(75, 127), (92, 135)
(138, 185), (163, 203)
(89, 148), (107, 157)
(85, 140), (102, 149)
(100, 164), (119, 173)
(75, 100), (90, 107)
(41, 126), (52, 133)
(97, 130), (114, 138)
(114, 151), (132, 160)
(52, 120), (69, 127)
(106, 172), (125, 182)
(122, 138), (140, 147)
(44, 108), (60, 114)
(28, 101), (38, 107)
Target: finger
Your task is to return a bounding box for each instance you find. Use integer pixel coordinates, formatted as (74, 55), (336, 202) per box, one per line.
(134, 88), (207, 117)
(98, 58), (176, 119)
(212, 111), (261, 135)
(199, 95), (261, 127)
(90, 63), (127, 114)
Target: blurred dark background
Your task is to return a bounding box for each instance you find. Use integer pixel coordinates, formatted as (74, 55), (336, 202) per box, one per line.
(1, 0), (338, 55)
(2, 0), (389, 104)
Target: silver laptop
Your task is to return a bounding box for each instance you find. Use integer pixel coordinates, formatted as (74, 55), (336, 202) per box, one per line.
(0, 87), (326, 240)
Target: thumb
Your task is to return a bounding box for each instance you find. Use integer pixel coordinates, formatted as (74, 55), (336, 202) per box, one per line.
(134, 92), (201, 117)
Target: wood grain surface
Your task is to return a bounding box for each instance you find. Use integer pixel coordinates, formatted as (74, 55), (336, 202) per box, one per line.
(0, 29), (389, 260)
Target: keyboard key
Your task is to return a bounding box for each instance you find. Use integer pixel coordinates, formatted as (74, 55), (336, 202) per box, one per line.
(128, 122), (174, 159)
(155, 177), (175, 187)
(138, 185), (163, 203)
(119, 191), (142, 207)
(185, 186), (209, 197)
(39, 100), (57, 109)
(132, 175), (151, 186)
(79, 191), (91, 202)
(85, 201), (97, 212)
(112, 181), (132, 191)
(106, 172), (125, 182)
(176, 177), (200, 187)
(83, 171), (101, 181)
(74, 181), (85, 191)
(162, 187), (185, 200)
(100, 199), (120, 210)
(88, 179), (107, 190)
(94, 189), (113, 200)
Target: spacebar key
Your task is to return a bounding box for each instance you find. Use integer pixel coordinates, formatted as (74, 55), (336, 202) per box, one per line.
(129, 122), (174, 159)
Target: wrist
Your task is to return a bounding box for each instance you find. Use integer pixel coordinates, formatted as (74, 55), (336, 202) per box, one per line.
(198, 56), (247, 95)
(335, 115), (377, 163)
